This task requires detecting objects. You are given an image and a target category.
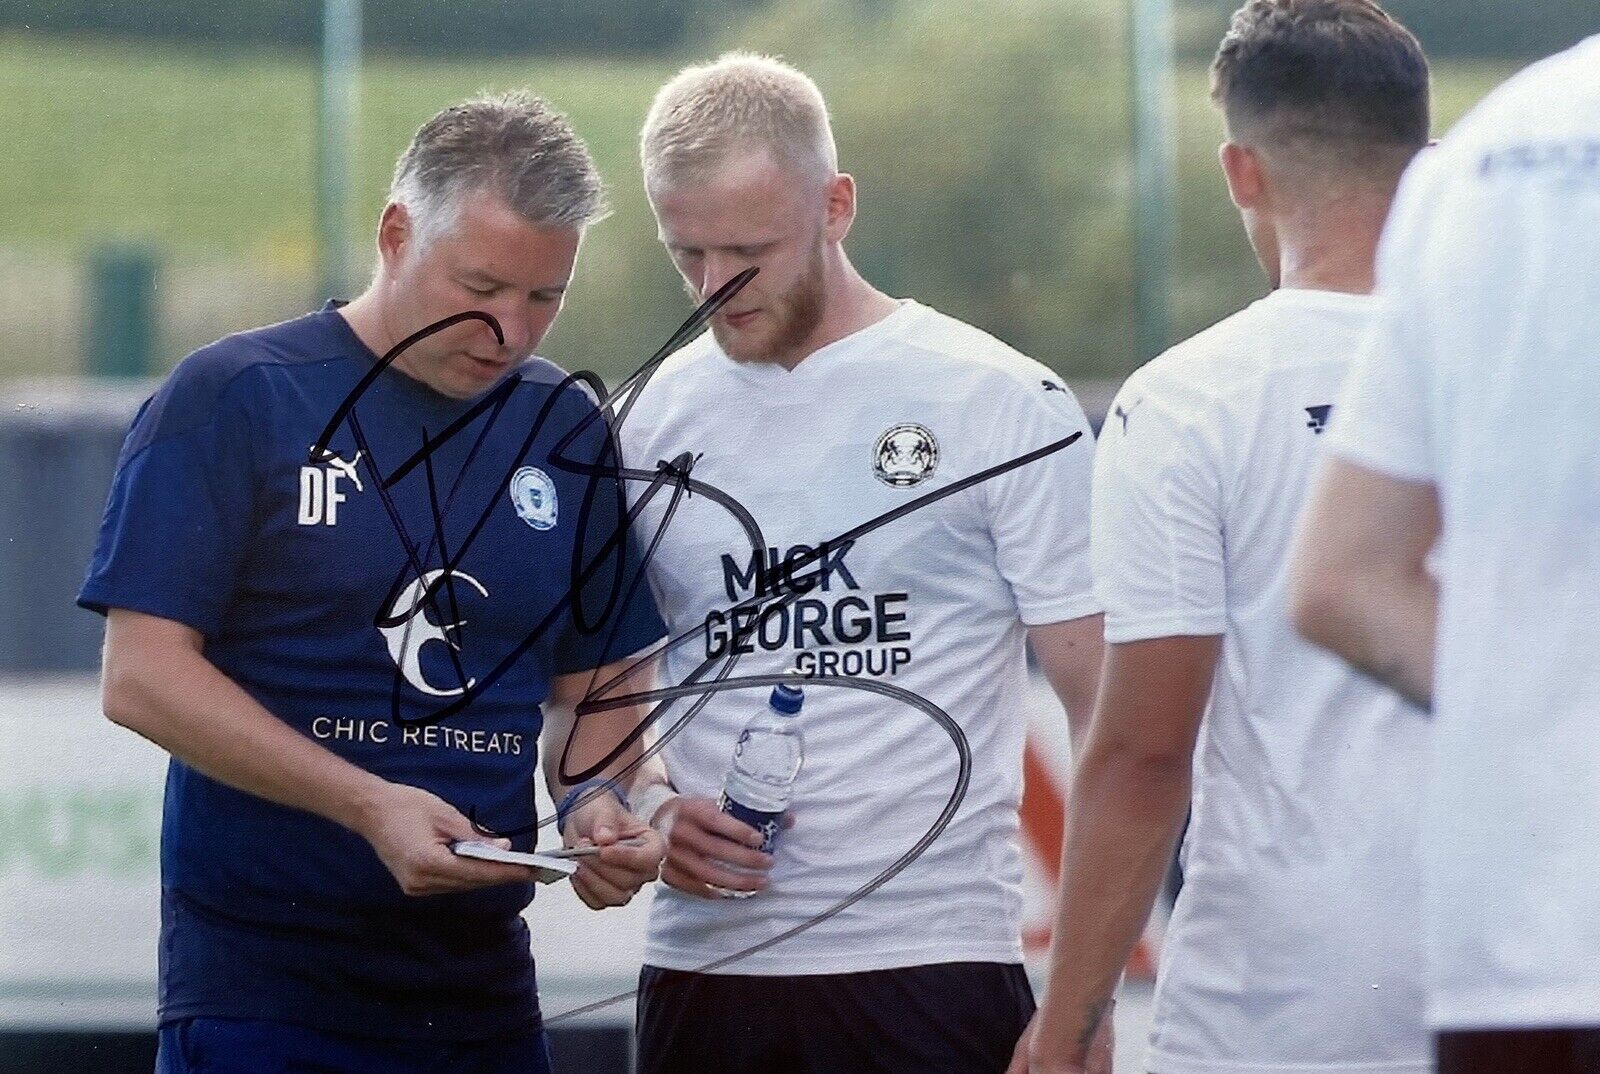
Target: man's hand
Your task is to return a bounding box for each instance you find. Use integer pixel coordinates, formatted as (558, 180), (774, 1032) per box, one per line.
(1005, 1002), (1115, 1074)
(655, 796), (773, 898)
(562, 791), (667, 909)
(353, 781), (535, 897)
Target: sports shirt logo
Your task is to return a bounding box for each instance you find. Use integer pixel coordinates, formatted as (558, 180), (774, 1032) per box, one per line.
(298, 449), (364, 526)
(509, 466), (558, 530)
(1114, 398), (1143, 434)
(378, 567), (488, 697)
(873, 423), (938, 488)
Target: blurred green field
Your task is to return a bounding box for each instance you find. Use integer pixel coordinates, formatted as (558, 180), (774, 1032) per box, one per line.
(1, 33), (673, 254)
(1, 31), (686, 383)
(1, 28), (1515, 384)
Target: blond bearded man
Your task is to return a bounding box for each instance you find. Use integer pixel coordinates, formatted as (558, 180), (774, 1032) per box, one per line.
(617, 54), (1105, 1074)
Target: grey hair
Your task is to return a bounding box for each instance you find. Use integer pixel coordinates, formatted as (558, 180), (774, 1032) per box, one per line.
(389, 89), (609, 251)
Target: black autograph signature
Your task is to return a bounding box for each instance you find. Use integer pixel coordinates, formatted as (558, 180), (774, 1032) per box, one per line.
(309, 269), (1082, 1018)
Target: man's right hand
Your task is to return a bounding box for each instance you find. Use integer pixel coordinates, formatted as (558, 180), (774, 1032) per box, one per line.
(354, 781), (535, 897)
(654, 796), (773, 898)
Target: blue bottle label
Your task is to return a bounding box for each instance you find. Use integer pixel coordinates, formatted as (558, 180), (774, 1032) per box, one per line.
(718, 792), (782, 854)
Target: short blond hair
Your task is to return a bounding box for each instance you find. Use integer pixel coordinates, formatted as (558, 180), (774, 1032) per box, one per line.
(640, 52), (838, 191)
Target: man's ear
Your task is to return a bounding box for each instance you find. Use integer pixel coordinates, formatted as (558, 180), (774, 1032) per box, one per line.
(1219, 141), (1268, 212)
(823, 172), (856, 244)
(375, 201), (414, 274)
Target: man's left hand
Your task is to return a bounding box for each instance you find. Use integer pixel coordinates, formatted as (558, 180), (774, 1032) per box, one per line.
(1005, 1002), (1114, 1074)
(562, 792), (666, 909)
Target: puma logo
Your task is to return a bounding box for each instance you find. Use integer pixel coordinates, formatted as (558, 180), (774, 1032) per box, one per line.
(1114, 398), (1144, 434)
(320, 450), (365, 493)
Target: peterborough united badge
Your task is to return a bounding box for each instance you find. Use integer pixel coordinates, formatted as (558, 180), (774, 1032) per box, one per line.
(508, 466), (558, 530)
(873, 422), (938, 488)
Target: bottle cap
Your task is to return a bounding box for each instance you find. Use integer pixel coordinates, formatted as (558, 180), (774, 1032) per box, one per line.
(769, 680), (804, 715)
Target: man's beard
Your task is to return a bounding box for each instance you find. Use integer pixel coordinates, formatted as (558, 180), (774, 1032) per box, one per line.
(706, 239), (826, 365)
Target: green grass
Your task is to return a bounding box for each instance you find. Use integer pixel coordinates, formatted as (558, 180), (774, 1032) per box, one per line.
(2, 32), (675, 260)
(0, 31), (1518, 383)
(0, 32), (685, 381)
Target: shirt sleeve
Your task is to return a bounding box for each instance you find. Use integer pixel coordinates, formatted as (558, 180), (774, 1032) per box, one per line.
(978, 376), (1100, 626)
(77, 365), (259, 637)
(551, 395), (668, 674)
(1091, 374), (1227, 643)
(1322, 152), (1442, 483)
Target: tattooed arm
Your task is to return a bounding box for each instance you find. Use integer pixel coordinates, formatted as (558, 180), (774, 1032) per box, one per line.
(1015, 635), (1220, 1073)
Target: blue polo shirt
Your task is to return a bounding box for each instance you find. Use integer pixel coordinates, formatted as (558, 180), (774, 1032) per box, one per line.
(78, 304), (666, 1040)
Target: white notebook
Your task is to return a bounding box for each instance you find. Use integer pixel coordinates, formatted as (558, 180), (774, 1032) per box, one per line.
(450, 840), (580, 884)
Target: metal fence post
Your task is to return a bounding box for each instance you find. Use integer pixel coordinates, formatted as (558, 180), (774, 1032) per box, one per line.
(84, 243), (157, 378)
(1130, 0), (1175, 369)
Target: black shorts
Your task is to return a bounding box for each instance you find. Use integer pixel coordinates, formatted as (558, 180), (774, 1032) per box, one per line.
(1436, 1028), (1600, 1074)
(636, 961), (1035, 1074)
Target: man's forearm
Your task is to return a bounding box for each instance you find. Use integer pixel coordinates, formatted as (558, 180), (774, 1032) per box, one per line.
(1291, 459), (1440, 711)
(626, 765), (677, 827)
(104, 634), (388, 833)
(543, 721), (670, 817)
(537, 688), (662, 806)
(1035, 748), (1191, 1058)
(1298, 571), (1435, 710)
(543, 658), (670, 812)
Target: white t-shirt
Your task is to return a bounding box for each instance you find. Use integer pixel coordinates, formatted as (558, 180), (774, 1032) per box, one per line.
(1326, 35), (1600, 1031)
(617, 299), (1098, 974)
(1095, 289), (1429, 1074)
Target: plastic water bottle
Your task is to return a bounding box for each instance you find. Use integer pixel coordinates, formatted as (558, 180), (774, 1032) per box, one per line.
(714, 679), (805, 898)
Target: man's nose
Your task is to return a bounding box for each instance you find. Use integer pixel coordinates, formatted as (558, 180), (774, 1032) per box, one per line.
(700, 253), (749, 303)
(489, 301), (535, 358)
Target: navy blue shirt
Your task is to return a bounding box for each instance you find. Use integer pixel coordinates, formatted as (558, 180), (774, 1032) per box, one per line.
(78, 304), (666, 1040)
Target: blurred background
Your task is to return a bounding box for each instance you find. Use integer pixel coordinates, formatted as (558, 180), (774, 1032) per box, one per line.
(7, 0), (1586, 387)
(0, 0), (1590, 1071)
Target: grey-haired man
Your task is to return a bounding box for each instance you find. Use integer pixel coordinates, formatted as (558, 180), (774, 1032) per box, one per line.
(79, 92), (667, 1072)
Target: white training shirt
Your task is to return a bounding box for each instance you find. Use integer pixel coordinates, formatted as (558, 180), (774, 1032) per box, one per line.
(1325, 35), (1600, 1031)
(1094, 289), (1430, 1074)
(617, 299), (1098, 974)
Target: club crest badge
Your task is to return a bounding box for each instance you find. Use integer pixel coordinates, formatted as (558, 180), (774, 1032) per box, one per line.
(873, 422), (939, 488)
(509, 466), (558, 531)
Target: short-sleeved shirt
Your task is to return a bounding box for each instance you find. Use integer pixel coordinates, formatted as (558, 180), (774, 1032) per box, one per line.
(78, 303), (666, 1040)
(618, 299), (1098, 974)
(1326, 35), (1600, 1031)
(1095, 289), (1429, 1074)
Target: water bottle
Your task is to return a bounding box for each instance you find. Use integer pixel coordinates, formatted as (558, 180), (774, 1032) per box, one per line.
(714, 679), (805, 898)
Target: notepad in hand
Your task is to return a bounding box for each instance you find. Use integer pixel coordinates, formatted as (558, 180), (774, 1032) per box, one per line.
(450, 841), (579, 884)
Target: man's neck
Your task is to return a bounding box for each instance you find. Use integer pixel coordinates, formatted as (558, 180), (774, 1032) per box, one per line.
(775, 262), (900, 371)
(1273, 199), (1388, 295)
(1277, 243), (1378, 294)
(333, 290), (398, 362)
(331, 289), (445, 394)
